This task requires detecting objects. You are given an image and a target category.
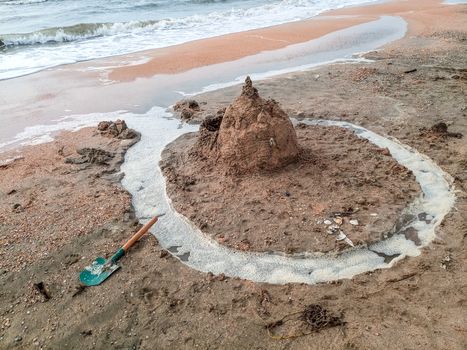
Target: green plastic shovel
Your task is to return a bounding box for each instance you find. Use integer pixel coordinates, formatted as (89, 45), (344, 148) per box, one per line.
(79, 214), (164, 286)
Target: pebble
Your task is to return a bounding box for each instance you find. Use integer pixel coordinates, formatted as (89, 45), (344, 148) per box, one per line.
(323, 220), (332, 225)
(14, 336), (22, 342)
(333, 217), (343, 225)
(327, 224), (340, 235)
(349, 219), (359, 226)
(370, 213), (378, 217)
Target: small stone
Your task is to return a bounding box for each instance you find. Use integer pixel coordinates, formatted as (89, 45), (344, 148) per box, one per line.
(335, 231), (355, 247)
(12, 203), (24, 213)
(381, 148), (391, 156)
(327, 224), (339, 235)
(206, 272), (215, 282)
(14, 336), (22, 342)
(333, 217), (343, 225)
(349, 219), (359, 226)
(370, 213), (378, 217)
(323, 220), (332, 225)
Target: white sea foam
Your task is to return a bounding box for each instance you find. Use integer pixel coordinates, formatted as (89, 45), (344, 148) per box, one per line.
(0, 111), (127, 152)
(444, 0), (467, 4)
(119, 110), (455, 284)
(3, 0), (48, 5)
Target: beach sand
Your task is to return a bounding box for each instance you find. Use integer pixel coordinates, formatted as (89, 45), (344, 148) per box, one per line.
(0, 0), (466, 349)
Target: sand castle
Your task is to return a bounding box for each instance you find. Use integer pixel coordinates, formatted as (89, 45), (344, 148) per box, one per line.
(193, 77), (299, 174)
(215, 77), (300, 173)
(161, 78), (421, 254)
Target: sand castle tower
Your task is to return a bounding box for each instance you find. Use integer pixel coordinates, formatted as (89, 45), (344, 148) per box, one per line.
(214, 77), (299, 173)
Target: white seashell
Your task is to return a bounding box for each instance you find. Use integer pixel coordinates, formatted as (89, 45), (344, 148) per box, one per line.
(344, 237), (355, 247)
(349, 219), (359, 226)
(336, 231), (346, 241)
(336, 231), (355, 247)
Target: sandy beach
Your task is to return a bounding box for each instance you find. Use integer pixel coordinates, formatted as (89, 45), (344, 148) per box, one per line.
(0, 0), (466, 349)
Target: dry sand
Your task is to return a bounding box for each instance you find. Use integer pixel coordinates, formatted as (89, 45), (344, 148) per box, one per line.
(0, 1), (466, 349)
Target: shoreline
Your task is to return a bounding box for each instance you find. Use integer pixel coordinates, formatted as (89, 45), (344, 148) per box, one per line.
(108, 0), (456, 81)
(0, 16), (405, 147)
(0, 0), (464, 148)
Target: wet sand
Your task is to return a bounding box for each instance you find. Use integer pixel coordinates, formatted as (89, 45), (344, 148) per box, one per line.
(0, 0), (466, 349)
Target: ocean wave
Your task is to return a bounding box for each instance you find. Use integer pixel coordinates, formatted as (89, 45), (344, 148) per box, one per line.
(0, 0), (383, 80)
(3, 0), (48, 5)
(0, 0), (380, 48)
(188, 0), (229, 3)
(0, 20), (162, 47)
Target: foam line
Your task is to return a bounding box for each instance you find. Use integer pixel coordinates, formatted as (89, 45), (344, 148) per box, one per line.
(119, 109), (456, 285)
(0, 106), (455, 284)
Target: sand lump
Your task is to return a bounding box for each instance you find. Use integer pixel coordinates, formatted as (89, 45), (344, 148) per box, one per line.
(194, 77), (299, 174)
(419, 121), (463, 139)
(97, 119), (138, 139)
(173, 99), (201, 121)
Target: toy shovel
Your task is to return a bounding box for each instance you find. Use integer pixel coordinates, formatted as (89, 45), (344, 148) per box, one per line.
(79, 214), (164, 286)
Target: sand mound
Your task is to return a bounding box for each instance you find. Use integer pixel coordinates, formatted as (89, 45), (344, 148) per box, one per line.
(161, 78), (423, 253)
(195, 77), (299, 174)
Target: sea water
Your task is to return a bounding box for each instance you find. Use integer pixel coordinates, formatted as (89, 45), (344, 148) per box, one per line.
(0, 0), (385, 80)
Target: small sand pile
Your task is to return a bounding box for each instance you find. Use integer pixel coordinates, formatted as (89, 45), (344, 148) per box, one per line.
(419, 122), (463, 140)
(97, 119), (138, 139)
(195, 77), (299, 174)
(173, 99), (201, 121)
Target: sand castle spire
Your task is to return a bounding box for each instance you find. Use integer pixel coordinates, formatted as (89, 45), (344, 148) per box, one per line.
(241, 76), (258, 98)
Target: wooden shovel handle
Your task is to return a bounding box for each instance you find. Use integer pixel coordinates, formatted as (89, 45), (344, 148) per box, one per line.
(122, 215), (162, 251)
